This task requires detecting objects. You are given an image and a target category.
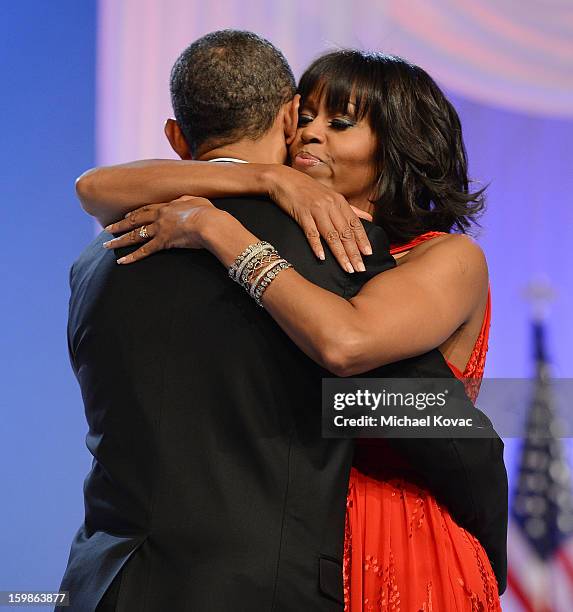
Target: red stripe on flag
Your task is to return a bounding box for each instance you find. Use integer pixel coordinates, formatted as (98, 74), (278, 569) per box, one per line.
(507, 567), (536, 612)
(556, 548), (573, 585)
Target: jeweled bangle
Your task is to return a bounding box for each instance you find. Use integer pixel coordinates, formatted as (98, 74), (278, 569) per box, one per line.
(242, 251), (281, 287)
(238, 245), (277, 285)
(228, 241), (274, 282)
(253, 260), (292, 307)
(233, 242), (273, 283)
(228, 242), (261, 279)
(249, 259), (284, 297)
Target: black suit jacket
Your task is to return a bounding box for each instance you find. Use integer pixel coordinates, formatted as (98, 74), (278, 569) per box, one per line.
(59, 197), (506, 611)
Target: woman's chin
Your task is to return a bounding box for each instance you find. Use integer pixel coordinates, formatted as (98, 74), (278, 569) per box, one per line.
(291, 162), (330, 182)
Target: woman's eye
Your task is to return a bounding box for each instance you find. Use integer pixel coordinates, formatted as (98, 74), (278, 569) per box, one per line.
(297, 115), (313, 127)
(330, 119), (354, 130)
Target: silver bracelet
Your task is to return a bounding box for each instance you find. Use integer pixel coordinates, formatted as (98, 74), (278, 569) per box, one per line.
(239, 250), (280, 288)
(249, 259), (284, 298)
(237, 244), (276, 286)
(233, 242), (274, 284)
(228, 241), (274, 282)
(227, 241), (292, 308)
(252, 259), (292, 307)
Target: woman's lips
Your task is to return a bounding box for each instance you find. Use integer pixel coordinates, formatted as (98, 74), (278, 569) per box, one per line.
(293, 152), (323, 168)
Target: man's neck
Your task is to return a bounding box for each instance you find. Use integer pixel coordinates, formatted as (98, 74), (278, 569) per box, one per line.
(198, 132), (287, 165)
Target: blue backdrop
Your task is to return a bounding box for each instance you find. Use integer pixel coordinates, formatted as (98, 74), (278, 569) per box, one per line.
(1, 0), (96, 601)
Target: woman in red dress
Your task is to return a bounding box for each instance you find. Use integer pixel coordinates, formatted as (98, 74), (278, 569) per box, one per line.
(80, 50), (502, 610)
(344, 230), (496, 611)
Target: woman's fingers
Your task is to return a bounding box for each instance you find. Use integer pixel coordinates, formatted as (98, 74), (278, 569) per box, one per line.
(336, 215), (367, 272)
(104, 203), (165, 234)
(315, 204), (370, 272)
(102, 223), (156, 250)
(312, 210), (358, 273)
(298, 211), (325, 260)
(350, 205), (373, 222)
(116, 238), (163, 265)
(336, 199), (372, 258)
(348, 215), (373, 256)
(313, 197), (373, 272)
(102, 197), (213, 263)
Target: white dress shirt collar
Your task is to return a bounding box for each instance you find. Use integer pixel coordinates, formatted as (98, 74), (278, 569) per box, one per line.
(207, 157), (248, 164)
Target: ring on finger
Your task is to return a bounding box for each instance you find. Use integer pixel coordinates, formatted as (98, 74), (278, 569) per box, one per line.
(139, 225), (150, 240)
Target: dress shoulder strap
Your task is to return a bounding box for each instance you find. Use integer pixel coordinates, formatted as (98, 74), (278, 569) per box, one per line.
(448, 286), (491, 402)
(389, 231), (448, 255)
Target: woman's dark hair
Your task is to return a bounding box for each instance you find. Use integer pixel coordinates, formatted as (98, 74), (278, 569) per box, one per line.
(297, 50), (486, 244)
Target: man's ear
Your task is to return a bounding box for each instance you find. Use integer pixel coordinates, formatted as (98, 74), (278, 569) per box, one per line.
(284, 94), (301, 146)
(164, 119), (192, 159)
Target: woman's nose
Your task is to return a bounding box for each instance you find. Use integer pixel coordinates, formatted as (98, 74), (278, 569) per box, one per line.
(300, 122), (325, 144)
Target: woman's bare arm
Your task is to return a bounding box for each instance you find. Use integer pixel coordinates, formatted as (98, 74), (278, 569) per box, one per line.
(222, 231), (488, 376)
(76, 159), (373, 271)
(76, 159), (277, 227)
(106, 202), (488, 375)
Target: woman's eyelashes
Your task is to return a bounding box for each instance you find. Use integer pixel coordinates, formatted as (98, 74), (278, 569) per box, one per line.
(297, 114), (356, 130)
(330, 118), (355, 130)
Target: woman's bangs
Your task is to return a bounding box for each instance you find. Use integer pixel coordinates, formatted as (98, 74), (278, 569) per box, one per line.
(298, 62), (373, 122)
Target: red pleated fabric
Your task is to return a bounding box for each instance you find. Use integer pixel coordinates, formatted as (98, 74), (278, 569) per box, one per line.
(343, 232), (499, 611)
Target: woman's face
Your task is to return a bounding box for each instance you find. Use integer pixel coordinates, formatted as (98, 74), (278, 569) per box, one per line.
(289, 90), (379, 212)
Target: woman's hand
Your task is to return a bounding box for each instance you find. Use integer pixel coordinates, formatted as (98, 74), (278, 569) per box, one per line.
(102, 196), (218, 264)
(265, 165), (373, 273)
(351, 207), (373, 222)
(76, 159), (374, 270)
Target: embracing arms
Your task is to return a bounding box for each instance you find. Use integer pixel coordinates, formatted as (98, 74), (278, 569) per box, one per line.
(104, 200), (488, 376)
(204, 220), (487, 375)
(77, 160), (275, 225)
(78, 159), (488, 375)
(77, 160), (372, 272)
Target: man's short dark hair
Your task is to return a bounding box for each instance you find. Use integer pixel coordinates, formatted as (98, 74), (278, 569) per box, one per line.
(170, 30), (296, 157)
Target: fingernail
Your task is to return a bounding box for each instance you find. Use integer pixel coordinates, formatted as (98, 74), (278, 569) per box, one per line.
(105, 225), (113, 232)
(318, 250), (325, 261)
(117, 257), (126, 264)
(357, 262), (366, 272)
(364, 246), (373, 255)
(102, 241), (111, 248)
(346, 263), (355, 273)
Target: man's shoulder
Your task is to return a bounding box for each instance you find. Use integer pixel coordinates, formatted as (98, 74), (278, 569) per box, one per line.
(69, 230), (121, 294)
(212, 196), (391, 247)
(211, 196), (293, 224)
(72, 228), (212, 274)
(71, 231), (109, 273)
(211, 196), (307, 252)
(211, 197), (391, 254)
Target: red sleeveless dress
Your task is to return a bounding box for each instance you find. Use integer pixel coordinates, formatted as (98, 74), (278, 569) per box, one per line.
(342, 231), (500, 611)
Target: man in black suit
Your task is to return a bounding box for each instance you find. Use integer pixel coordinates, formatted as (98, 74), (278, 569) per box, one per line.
(59, 30), (506, 611)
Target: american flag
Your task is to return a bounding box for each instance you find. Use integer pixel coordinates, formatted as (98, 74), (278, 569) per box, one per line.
(504, 321), (573, 611)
